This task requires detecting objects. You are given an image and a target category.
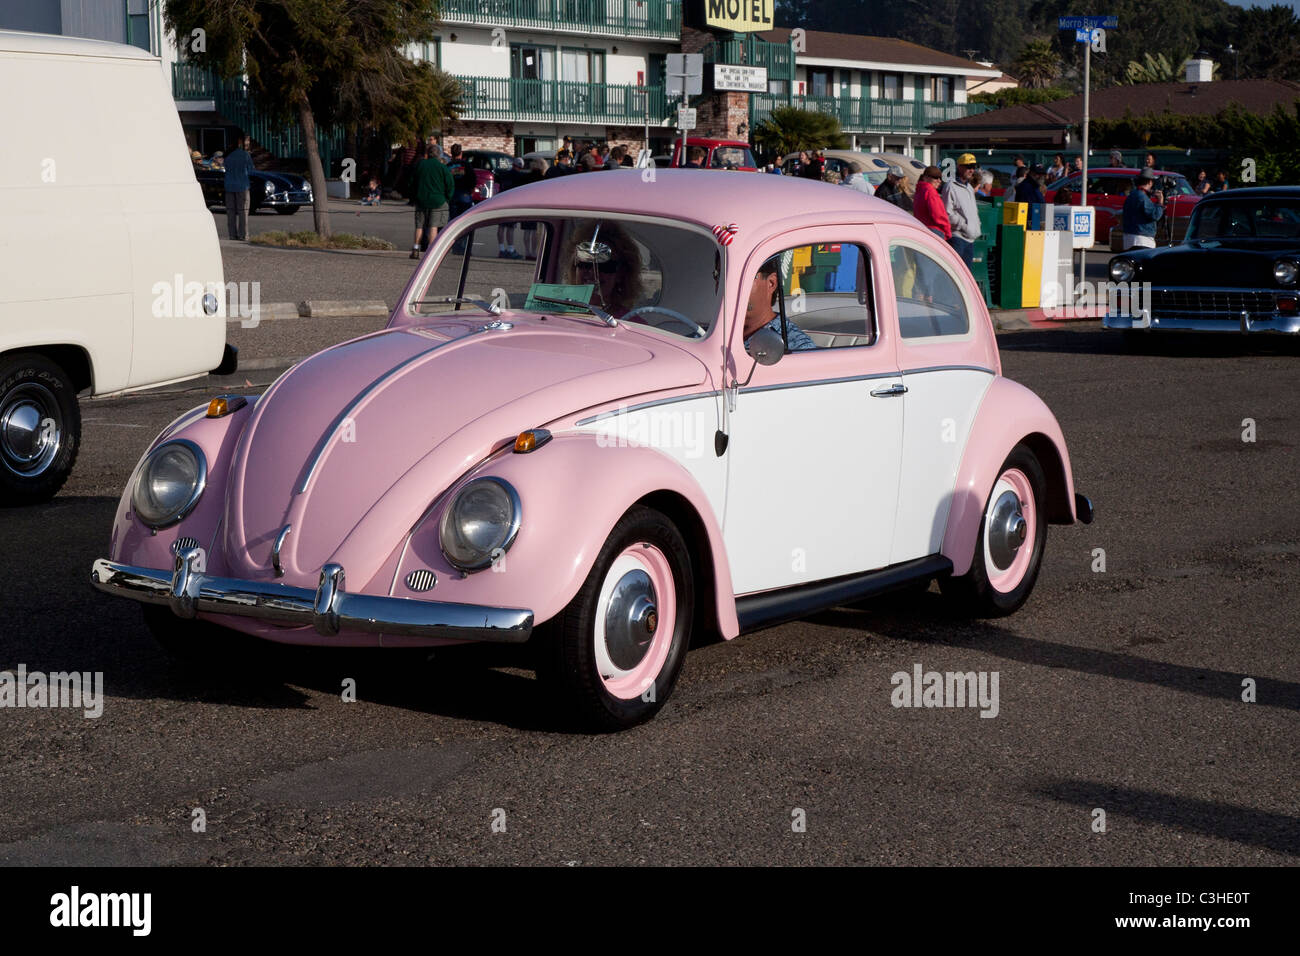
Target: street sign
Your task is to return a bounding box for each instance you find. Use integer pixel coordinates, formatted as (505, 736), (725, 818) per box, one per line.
(665, 53), (703, 97)
(1058, 15), (1117, 29)
(713, 63), (767, 93)
(1074, 29), (1090, 42)
(677, 106), (697, 131)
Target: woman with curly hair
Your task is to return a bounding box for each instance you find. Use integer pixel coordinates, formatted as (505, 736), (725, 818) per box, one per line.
(559, 220), (646, 317)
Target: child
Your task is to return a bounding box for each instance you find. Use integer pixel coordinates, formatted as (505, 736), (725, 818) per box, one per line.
(361, 178), (381, 206)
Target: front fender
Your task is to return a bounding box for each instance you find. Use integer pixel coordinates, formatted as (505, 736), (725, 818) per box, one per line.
(391, 434), (740, 641)
(941, 377), (1079, 577)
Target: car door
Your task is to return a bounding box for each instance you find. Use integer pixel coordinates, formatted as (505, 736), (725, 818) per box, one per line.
(723, 230), (903, 595)
(876, 226), (1000, 565)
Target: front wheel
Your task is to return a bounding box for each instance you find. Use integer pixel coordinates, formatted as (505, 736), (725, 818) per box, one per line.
(940, 444), (1046, 616)
(275, 206), (299, 215)
(536, 505), (694, 731)
(0, 353), (81, 504)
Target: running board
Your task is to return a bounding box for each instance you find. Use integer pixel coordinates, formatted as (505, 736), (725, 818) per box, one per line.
(735, 555), (953, 634)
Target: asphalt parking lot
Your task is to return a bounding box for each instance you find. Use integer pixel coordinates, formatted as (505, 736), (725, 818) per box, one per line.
(1, 323), (1296, 866)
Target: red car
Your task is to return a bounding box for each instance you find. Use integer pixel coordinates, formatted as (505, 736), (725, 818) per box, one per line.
(460, 149), (515, 202)
(669, 137), (757, 171)
(1044, 167), (1201, 247)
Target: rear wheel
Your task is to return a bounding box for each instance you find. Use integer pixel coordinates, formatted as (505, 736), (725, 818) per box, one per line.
(536, 506), (693, 731)
(940, 444), (1047, 616)
(0, 353), (81, 504)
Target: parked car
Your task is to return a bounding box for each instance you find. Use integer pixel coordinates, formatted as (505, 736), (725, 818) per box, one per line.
(194, 163), (312, 215)
(91, 171), (1091, 729)
(1103, 185), (1300, 339)
(1044, 167), (1200, 247)
(670, 137), (757, 171)
(779, 150), (924, 191)
(461, 149), (514, 201)
(0, 30), (234, 504)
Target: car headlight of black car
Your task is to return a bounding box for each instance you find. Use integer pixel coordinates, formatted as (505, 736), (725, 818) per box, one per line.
(1110, 257), (1137, 282)
(1273, 259), (1298, 286)
(264, 179), (275, 195)
(439, 477), (521, 572)
(131, 440), (207, 529)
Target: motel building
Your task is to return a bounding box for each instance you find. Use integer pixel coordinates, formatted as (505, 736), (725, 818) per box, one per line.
(2, 0), (994, 167)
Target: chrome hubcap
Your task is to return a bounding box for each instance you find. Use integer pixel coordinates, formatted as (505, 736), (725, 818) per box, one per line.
(603, 568), (658, 670)
(988, 490), (1026, 570)
(0, 384), (61, 478)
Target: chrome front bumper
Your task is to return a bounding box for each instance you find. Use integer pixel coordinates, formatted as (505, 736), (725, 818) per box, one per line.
(1104, 311), (1300, 334)
(90, 545), (533, 643)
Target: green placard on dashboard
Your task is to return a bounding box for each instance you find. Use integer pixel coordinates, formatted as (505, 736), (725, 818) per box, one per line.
(524, 283), (594, 313)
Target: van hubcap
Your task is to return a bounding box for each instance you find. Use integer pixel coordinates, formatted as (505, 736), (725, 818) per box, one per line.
(0, 384), (61, 478)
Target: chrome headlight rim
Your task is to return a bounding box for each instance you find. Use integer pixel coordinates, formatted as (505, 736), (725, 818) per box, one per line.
(1273, 259), (1298, 286)
(1110, 257), (1137, 282)
(438, 476), (521, 573)
(131, 438), (207, 530)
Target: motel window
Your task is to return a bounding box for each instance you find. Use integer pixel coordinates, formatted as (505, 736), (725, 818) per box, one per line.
(882, 72), (903, 100)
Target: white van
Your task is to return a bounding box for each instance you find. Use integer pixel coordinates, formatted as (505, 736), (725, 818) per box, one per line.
(0, 30), (233, 503)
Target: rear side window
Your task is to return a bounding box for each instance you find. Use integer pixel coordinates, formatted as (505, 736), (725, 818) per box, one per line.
(889, 242), (970, 339)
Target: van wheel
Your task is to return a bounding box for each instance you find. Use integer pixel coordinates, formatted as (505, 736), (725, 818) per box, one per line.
(0, 353), (81, 504)
(536, 506), (693, 731)
(940, 444), (1047, 617)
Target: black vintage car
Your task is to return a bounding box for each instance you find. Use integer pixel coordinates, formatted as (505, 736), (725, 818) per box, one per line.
(193, 164), (313, 215)
(1104, 186), (1300, 338)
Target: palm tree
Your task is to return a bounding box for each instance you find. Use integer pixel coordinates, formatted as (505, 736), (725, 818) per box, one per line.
(1014, 38), (1061, 89)
(1126, 51), (1220, 84)
(753, 107), (848, 156)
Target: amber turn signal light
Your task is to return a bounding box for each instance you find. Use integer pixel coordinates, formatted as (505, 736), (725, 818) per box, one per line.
(513, 428), (552, 453)
(206, 394), (248, 418)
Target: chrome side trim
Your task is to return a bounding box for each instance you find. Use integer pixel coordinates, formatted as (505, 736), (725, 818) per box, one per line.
(741, 371), (898, 395)
(297, 328), (489, 494)
(901, 364), (996, 376)
(575, 390), (720, 426)
(90, 549), (534, 644)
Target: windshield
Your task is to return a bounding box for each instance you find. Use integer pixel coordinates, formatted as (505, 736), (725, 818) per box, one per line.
(1186, 199), (1300, 240)
(711, 146), (755, 169)
(412, 215), (724, 340)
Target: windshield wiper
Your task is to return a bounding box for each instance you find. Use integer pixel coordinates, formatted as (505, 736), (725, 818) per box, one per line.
(531, 294), (617, 328)
(412, 295), (502, 315)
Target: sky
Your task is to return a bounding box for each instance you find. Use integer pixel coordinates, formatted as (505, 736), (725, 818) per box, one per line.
(1226, 0), (1300, 11)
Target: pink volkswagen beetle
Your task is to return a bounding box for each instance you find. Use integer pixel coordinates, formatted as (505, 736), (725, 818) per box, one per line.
(92, 171), (1092, 730)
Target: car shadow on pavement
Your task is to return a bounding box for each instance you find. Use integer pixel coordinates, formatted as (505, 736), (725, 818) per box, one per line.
(1036, 778), (1300, 857)
(808, 592), (1300, 712)
(999, 328), (1300, 357)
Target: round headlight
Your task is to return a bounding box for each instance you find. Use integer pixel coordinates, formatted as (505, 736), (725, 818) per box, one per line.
(1110, 258), (1136, 282)
(439, 477), (520, 571)
(263, 179), (274, 194)
(131, 439), (206, 529)
(1273, 259), (1298, 286)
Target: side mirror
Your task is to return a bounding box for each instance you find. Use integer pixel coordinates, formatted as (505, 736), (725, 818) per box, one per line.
(746, 327), (785, 366)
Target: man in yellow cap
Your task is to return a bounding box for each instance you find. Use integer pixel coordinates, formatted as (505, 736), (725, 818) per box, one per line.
(941, 152), (982, 269)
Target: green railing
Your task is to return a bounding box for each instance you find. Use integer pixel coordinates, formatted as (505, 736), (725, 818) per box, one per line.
(438, 0), (681, 39)
(750, 93), (991, 135)
(453, 74), (666, 124)
(172, 63), (344, 166)
(701, 33), (796, 88)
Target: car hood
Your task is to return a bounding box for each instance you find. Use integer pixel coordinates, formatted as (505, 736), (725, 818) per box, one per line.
(221, 316), (709, 586)
(257, 170), (307, 189)
(1124, 239), (1298, 287)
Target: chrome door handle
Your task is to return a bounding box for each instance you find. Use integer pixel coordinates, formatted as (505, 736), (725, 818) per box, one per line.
(870, 383), (908, 397)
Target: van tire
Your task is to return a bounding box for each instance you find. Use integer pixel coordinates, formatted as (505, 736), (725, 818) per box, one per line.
(0, 353), (81, 504)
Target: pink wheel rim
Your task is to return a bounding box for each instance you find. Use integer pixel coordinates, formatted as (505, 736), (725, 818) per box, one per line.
(983, 468), (1037, 593)
(594, 544), (677, 701)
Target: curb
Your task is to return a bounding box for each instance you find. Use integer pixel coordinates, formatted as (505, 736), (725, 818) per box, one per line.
(226, 300), (390, 323)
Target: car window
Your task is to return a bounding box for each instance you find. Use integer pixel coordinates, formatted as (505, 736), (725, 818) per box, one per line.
(889, 242), (970, 339)
(711, 146), (754, 169)
(748, 243), (875, 350)
(1188, 199), (1300, 239)
(414, 215), (723, 341)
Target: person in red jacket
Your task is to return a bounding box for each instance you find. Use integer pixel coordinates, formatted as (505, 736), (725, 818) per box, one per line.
(913, 165), (951, 240)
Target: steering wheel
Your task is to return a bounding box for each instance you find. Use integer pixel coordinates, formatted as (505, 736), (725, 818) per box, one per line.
(622, 306), (706, 338)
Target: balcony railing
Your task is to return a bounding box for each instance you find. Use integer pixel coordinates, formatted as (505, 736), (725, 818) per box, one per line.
(453, 75), (667, 124)
(750, 93), (991, 135)
(701, 33), (795, 85)
(438, 0), (681, 39)
(173, 63), (344, 165)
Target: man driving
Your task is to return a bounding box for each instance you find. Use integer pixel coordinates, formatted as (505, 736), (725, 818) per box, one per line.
(744, 257), (816, 352)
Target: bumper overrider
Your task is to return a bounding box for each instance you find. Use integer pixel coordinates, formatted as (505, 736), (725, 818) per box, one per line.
(90, 545), (533, 643)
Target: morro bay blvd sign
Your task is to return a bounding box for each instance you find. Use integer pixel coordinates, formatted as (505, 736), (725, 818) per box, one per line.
(713, 63), (767, 93)
(706, 0), (773, 33)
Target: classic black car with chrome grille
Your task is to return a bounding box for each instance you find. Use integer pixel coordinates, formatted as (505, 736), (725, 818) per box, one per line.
(1104, 186), (1300, 338)
(194, 164), (313, 215)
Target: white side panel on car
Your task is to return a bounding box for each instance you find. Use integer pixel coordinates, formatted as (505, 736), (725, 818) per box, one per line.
(889, 368), (993, 564)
